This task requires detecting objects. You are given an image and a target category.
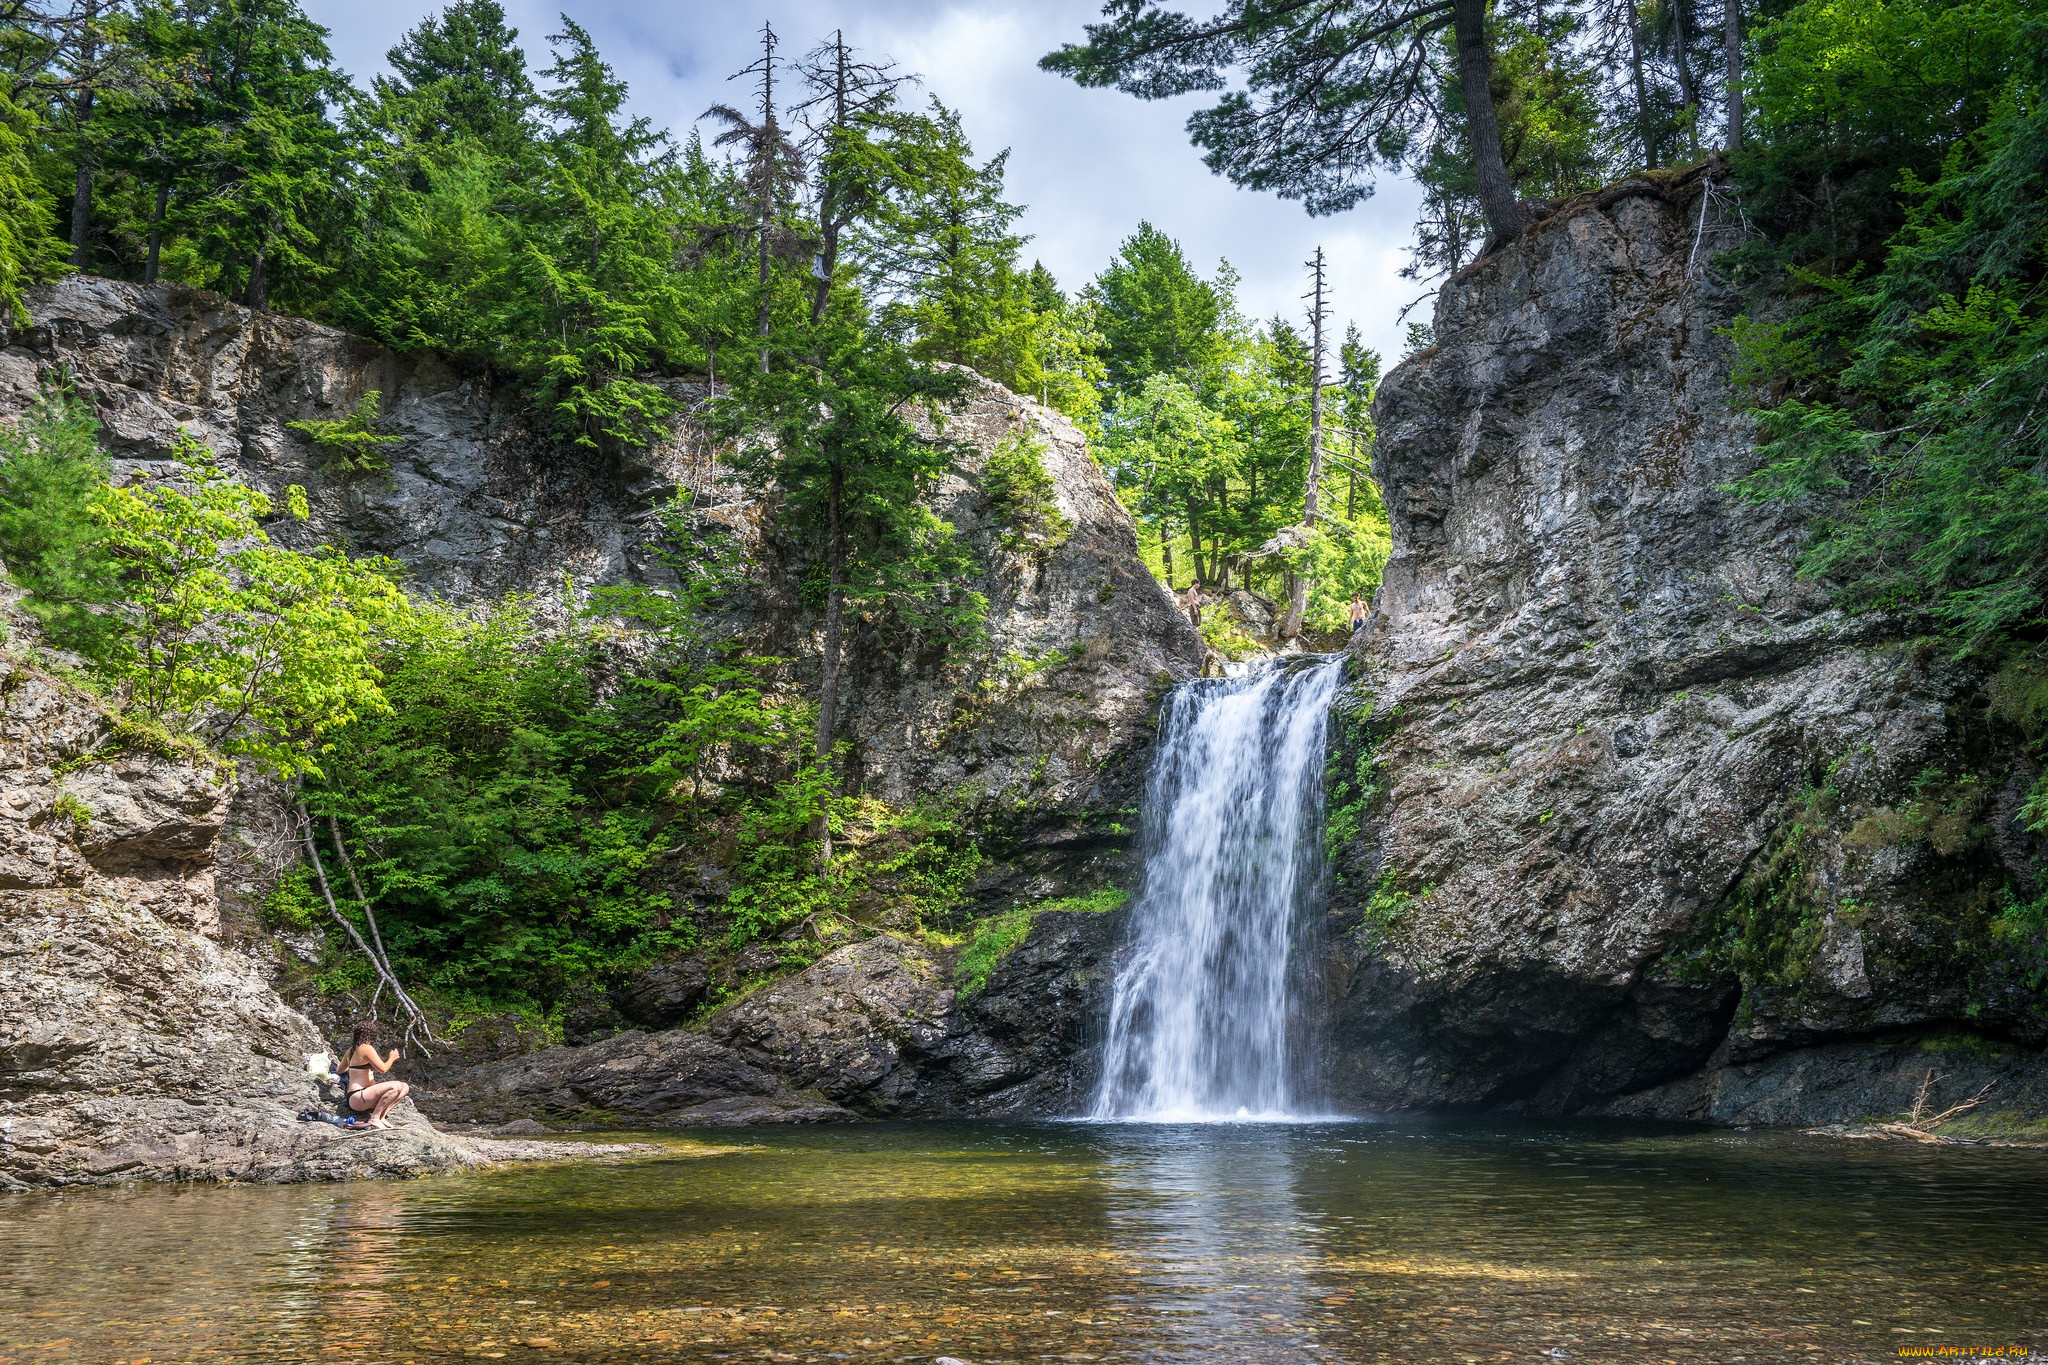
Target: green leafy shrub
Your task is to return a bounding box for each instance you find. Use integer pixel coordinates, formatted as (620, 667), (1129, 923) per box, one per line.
(978, 432), (1071, 554)
(264, 864), (321, 931)
(48, 788), (91, 830)
(286, 391), (406, 473)
(86, 436), (411, 777)
(302, 599), (691, 1005)
(0, 388), (126, 662)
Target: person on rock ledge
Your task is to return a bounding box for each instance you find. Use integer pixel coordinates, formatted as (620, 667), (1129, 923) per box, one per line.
(1182, 583), (1202, 631)
(339, 1020), (410, 1129)
(1350, 596), (1368, 634)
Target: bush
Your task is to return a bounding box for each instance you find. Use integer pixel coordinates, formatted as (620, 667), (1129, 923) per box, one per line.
(286, 391), (406, 473)
(978, 432), (1070, 554)
(0, 388), (125, 662)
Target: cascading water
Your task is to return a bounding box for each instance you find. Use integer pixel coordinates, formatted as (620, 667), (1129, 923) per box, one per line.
(1091, 655), (1345, 1121)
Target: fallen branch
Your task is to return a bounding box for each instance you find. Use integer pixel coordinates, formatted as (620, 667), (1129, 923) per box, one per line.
(295, 801), (434, 1057)
(1871, 1069), (2000, 1141)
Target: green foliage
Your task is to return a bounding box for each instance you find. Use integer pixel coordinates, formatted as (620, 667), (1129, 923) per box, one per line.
(0, 387), (126, 661)
(718, 290), (988, 664)
(978, 432), (1070, 555)
(1088, 223), (1225, 392)
(48, 787), (91, 829)
(1323, 697), (1383, 865)
(1, 395), (404, 778)
(0, 88), (62, 322)
(302, 599), (689, 1004)
(286, 391), (405, 472)
(87, 436), (410, 776)
(1361, 868), (1416, 933)
(1727, 2), (2048, 648)
(1298, 516), (1392, 635)
(1199, 608), (1263, 662)
(954, 886), (1128, 1001)
(263, 862), (321, 930)
(1681, 783), (1838, 989)
(954, 906), (1036, 1001)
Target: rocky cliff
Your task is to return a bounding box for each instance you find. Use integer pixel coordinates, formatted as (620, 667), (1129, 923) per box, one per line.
(0, 276), (1198, 838)
(0, 656), (639, 1187)
(0, 279), (1189, 1171)
(1328, 170), (2048, 1127)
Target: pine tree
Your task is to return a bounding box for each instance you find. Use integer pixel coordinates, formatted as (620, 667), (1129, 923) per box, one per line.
(1088, 222), (1225, 393)
(1043, 0), (1532, 245)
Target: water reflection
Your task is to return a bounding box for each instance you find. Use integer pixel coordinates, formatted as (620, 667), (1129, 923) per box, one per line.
(1, 1120), (2045, 1364)
(1100, 1122), (1336, 1362)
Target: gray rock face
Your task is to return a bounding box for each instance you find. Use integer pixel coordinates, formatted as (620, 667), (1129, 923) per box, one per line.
(0, 659), (623, 1187)
(1330, 177), (2047, 1123)
(612, 957), (712, 1029)
(0, 278), (1200, 831)
(415, 1029), (856, 1128)
(423, 909), (1124, 1125)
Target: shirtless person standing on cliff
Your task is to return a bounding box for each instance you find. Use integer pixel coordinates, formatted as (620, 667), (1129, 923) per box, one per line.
(339, 1021), (409, 1129)
(1182, 583), (1202, 630)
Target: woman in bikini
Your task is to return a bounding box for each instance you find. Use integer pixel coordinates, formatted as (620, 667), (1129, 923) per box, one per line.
(339, 1021), (410, 1129)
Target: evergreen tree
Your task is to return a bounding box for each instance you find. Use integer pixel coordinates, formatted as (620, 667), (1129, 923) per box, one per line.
(375, 0), (534, 157)
(1043, 0), (1532, 245)
(1088, 222), (1225, 393)
(717, 291), (978, 861)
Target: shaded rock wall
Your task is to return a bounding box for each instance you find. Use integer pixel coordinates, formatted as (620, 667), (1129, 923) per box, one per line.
(418, 908), (1124, 1126)
(1329, 174), (2047, 1126)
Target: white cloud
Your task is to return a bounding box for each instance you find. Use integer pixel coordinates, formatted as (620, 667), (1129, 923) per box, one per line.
(308, 0), (1430, 364)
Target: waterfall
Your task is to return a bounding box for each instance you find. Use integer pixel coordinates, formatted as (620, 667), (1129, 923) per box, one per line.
(1091, 656), (1345, 1121)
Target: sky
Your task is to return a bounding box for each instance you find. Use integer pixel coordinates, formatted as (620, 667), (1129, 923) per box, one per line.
(305, 0), (1433, 365)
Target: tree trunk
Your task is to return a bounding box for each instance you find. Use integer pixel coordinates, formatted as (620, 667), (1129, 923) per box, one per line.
(757, 230), (772, 372)
(813, 464), (848, 866)
(1282, 257), (1328, 640)
(1724, 0), (1744, 149)
(68, 87), (94, 268)
(811, 35), (849, 326)
(144, 178), (169, 284)
(1184, 496), (1205, 584)
(1673, 0), (1701, 145)
(1161, 524), (1175, 586)
(246, 247), (267, 311)
(1452, 0), (1524, 246)
(1629, 6), (1659, 168)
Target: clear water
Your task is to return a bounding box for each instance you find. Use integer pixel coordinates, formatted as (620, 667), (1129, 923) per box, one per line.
(1094, 658), (1346, 1120)
(5, 1119), (2043, 1364)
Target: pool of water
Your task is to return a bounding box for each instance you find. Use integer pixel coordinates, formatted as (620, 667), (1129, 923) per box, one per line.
(2, 1119), (2043, 1364)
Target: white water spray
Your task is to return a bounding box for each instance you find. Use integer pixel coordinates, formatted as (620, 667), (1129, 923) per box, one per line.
(1092, 656), (1345, 1121)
